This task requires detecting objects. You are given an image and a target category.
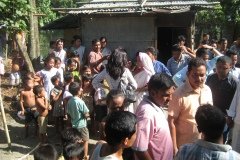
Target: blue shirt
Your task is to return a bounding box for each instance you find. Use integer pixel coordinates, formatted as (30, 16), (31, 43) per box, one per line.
(175, 139), (240, 160)
(67, 96), (89, 129)
(167, 54), (191, 76)
(153, 60), (172, 76)
(173, 56), (222, 87)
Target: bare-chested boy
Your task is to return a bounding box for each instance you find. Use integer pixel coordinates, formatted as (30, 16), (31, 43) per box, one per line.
(33, 85), (51, 143)
(20, 78), (38, 137)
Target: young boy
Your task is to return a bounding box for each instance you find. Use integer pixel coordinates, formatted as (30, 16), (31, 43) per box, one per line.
(90, 111), (137, 160)
(51, 75), (64, 133)
(67, 82), (90, 160)
(34, 143), (58, 160)
(20, 78), (38, 137)
(33, 85), (51, 143)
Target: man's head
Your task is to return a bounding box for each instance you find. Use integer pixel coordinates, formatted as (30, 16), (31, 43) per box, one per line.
(219, 38), (228, 50)
(34, 144), (58, 160)
(216, 56), (232, 79)
(187, 58), (207, 89)
(196, 48), (209, 62)
(171, 44), (182, 60)
(73, 35), (82, 48)
(203, 33), (210, 41)
(69, 82), (82, 96)
(100, 36), (107, 48)
(105, 111), (137, 148)
(146, 47), (158, 61)
(196, 104), (226, 143)
(226, 50), (238, 66)
(106, 90), (125, 113)
(177, 35), (186, 46)
(148, 73), (175, 106)
(56, 38), (64, 50)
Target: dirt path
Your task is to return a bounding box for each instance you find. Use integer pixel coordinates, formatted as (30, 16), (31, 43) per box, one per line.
(0, 62), (97, 160)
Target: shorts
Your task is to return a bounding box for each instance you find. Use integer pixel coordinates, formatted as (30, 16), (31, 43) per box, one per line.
(38, 116), (48, 134)
(25, 107), (39, 124)
(77, 127), (89, 141)
(94, 105), (107, 122)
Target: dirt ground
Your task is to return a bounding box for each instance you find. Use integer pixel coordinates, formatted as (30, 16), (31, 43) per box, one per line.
(0, 60), (97, 160)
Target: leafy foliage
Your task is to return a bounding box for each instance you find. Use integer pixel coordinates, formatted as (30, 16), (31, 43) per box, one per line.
(0, 0), (31, 33)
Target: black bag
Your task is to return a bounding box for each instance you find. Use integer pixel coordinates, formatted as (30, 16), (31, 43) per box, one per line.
(118, 79), (137, 103)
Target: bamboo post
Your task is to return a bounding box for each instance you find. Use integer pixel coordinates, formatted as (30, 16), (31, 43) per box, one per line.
(0, 77), (11, 150)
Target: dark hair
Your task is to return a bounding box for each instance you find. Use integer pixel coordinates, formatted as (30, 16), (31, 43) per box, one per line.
(226, 50), (238, 57)
(51, 75), (60, 84)
(33, 85), (44, 96)
(146, 47), (158, 56)
(106, 48), (128, 80)
(171, 44), (181, 52)
(92, 39), (100, 45)
(69, 82), (81, 96)
(81, 65), (91, 73)
(61, 128), (82, 147)
(105, 111), (137, 146)
(64, 143), (84, 160)
(106, 89), (125, 107)
(56, 38), (64, 45)
(44, 55), (55, 66)
(23, 77), (33, 86)
(187, 58), (207, 72)
(34, 144), (58, 160)
(216, 56), (232, 65)
(67, 58), (77, 66)
(100, 36), (107, 42)
(219, 38), (227, 44)
(177, 35), (186, 42)
(73, 35), (82, 42)
(148, 73), (175, 92)
(64, 73), (74, 83)
(210, 39), (217, 45)
(196, 48), (208, 58)
(203, 33), (209, 37)
(82, 74), (92, 82)
(196, 104), (226, 142)
(55, 57), (61, 63)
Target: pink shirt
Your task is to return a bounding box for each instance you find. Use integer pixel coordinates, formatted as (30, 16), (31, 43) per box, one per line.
(88, 51), (103, 74)
(132, 97), (173, 160)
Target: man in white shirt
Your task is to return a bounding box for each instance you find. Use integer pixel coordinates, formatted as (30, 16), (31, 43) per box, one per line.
(52, 39), (66, 69)
(72, 35), (86, 65)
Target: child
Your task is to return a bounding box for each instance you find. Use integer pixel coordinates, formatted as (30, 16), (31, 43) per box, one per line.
(20, 78), (38, 137)
(67, 82), (89, 160)
(25, 72), (41, 86)
(0, 56), (5, 77)
(61, 128), (84, 160)
(81, 65), (92, 76)
(90, 111), (137, 160)
(33, 85), (51, 143)
(37, 55), (59, 100)
(34, 143), (58, 160)
(51, 75), (64, 133)
(55, 57), (64, 83)
(10, 50), (23, 86)
(66, 58), (80, 82)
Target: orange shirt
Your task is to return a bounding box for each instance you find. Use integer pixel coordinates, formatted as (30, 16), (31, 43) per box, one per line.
(168, 79), (213, 148)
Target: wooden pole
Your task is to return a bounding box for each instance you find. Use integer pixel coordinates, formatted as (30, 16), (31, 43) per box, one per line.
(0, 77), (11, 150)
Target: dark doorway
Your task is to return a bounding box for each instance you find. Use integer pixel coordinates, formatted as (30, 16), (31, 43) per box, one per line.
(157, 27), (187, 65)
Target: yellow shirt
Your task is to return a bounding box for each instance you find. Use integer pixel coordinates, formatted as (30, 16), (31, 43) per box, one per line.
(168, 79), (213, 148)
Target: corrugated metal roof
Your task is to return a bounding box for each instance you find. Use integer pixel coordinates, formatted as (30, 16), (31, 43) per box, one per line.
(66, 0), (219, 14)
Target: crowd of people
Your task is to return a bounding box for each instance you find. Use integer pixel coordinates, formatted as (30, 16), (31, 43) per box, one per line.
(6, 34), (240, 160)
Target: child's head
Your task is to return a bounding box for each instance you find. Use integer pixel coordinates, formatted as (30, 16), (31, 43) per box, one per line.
(64, 143), (84, 160)
(34, 143), (58, 160)
(64, 73), (74, 84)
(26, 72), (35, 79)
(61, 128), (83, 160)
(55, 57), (62, 69)
(105, 111), (137, 148)
(82, 74), (92, 88)
(44, 55), (55, 69)
(51, 75), (60, 86)
(33, 85), (45, 98)
(23, 78), (34, 90)
(67, 58), (78, 71)
(69, 82), (82, 96)
(81, 65), (91, 76)
(106, 90), (125, 113)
